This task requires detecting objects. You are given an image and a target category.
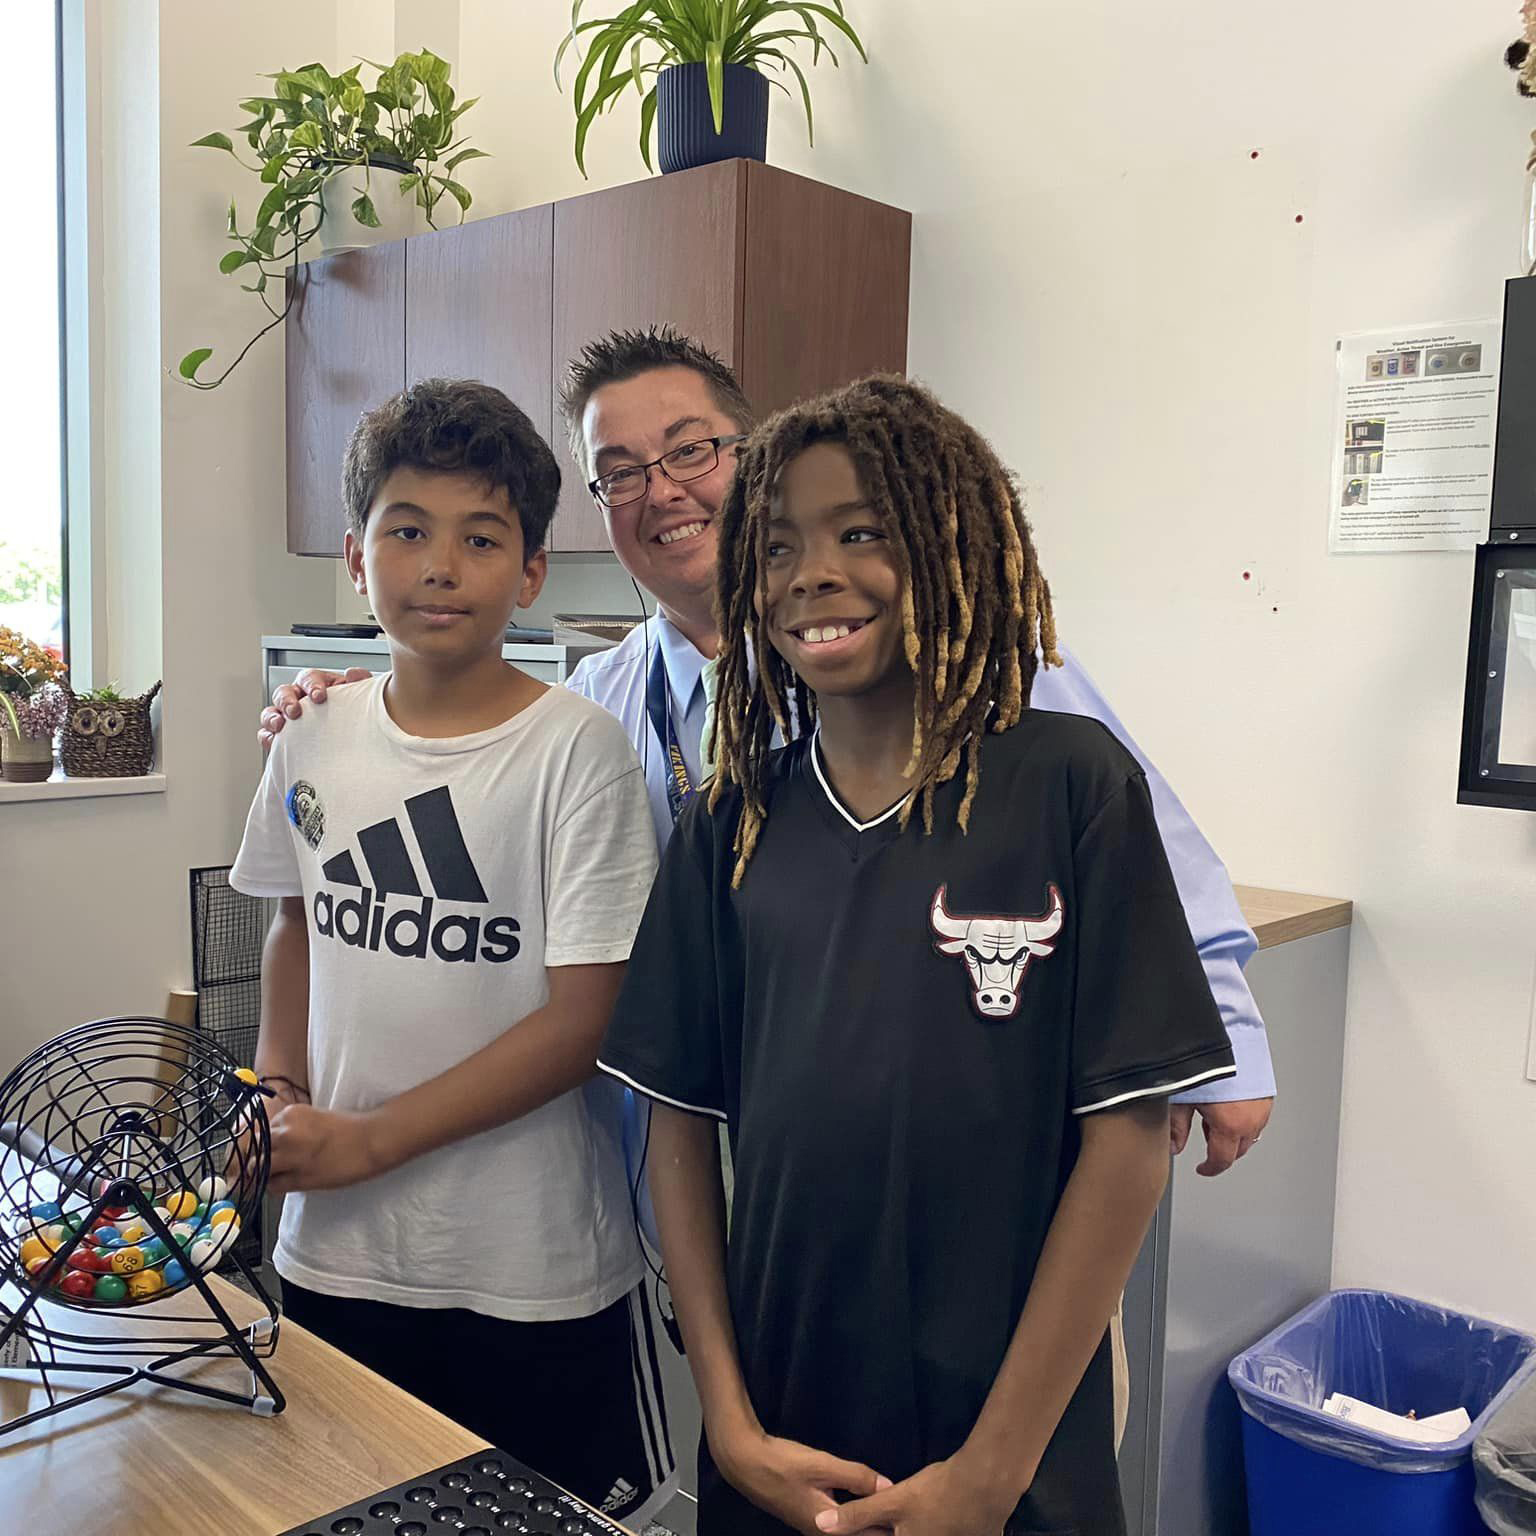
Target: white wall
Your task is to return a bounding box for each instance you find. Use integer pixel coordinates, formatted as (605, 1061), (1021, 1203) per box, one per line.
(449, 0), (1536, 1329)
(6, 0), (1533, 1336)
(0, 2), (335, 1056)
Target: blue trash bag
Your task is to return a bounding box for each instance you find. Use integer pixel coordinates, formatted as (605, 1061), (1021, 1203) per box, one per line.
(1229, 1289), (1536, 1474)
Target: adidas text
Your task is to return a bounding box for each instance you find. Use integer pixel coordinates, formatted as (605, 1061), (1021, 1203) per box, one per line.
(313, 888), (520, 963)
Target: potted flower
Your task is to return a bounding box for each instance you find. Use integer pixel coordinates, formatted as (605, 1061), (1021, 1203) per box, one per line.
(0, 627), (69, 784)
(1509, 9), (1536, 274)
(556, 1), (866, 178)
(178, 50), (486, 390)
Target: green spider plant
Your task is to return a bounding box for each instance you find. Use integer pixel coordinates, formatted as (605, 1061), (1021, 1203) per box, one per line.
(555, 1), (867, 177)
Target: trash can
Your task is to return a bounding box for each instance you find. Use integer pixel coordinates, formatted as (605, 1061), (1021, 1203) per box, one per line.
(1475, 1369), (1536, 1534)
(1228, 1289), (1536, 1536)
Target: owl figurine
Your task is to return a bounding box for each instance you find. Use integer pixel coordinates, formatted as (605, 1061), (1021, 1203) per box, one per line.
(61, 681), (162, 778)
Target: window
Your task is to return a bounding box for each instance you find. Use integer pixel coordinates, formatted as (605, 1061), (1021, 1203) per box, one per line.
(0, 3), (65, 659)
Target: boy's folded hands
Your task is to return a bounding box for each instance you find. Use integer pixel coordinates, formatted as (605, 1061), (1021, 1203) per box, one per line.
(812, 1452), (1023, 1536)
(715, 1425), (894, 1536)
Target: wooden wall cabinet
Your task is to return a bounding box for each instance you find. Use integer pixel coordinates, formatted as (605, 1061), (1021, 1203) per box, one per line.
(284, 245), (405, 559)
(285, 161), (910, 557)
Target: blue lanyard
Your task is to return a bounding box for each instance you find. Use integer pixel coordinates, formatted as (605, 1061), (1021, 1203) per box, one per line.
(646, 642), (694, 822)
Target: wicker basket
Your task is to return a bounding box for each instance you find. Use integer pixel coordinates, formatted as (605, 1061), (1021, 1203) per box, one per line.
(61, 681), (161, 778)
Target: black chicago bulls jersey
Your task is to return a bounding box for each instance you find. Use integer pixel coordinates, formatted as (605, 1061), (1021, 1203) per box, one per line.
(600, 709), (1235, 1536)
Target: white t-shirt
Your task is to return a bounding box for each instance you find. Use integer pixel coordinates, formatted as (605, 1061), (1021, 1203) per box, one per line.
(230, 676), (658, 1321)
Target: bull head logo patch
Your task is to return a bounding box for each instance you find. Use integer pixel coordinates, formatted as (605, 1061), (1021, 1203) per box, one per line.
(930, 884), (1064, 1019)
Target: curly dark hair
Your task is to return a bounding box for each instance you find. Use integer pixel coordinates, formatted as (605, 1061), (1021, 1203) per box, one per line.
(343, 378), (562, 552)
(709, 374), (1061, 885)
(558, 326), (755, 471)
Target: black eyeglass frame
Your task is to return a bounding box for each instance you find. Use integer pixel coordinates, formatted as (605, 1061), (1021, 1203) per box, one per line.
(587, 434), (748, 508)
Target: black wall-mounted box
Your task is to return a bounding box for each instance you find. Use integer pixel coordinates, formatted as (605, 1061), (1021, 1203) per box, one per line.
(1459, 276), (1536, 809)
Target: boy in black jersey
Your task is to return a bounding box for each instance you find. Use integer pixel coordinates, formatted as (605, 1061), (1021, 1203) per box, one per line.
(597, 376), (1235, 1536)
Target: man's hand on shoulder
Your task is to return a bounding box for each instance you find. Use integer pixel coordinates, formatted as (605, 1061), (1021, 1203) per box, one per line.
(258, 668), (370, 750)
(1170, 1099), (1273, 1177)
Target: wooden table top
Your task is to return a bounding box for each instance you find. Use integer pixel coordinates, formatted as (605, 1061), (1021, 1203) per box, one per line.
(0, 1275), (487, 1534)
(1234, 886), (1353, 950)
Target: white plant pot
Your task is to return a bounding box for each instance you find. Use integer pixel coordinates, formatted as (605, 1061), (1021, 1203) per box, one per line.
(318, 164), (430, 254)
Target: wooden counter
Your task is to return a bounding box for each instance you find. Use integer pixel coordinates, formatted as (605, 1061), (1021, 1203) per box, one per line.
(0, 1276), (486, 1535)
(1235, 886), (1352, 950)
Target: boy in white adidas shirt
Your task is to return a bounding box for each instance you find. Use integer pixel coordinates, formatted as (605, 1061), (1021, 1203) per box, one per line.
(231, 379), (670, 1523)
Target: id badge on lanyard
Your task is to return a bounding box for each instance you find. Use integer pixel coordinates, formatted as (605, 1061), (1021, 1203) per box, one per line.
(646, 644), (694, 822)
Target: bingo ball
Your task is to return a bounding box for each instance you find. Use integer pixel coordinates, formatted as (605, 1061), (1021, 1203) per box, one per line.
(19, 1236), (49, 1269)
(110, 1247), (145, 1275)
(93, 1275), (127, 1303)
(127, 1270), (165, 1300)
(197, 1176), (229, 1205)
(163, 1258), (187, 1289)
(93, 1226), (120, 1247)
(189, 1221), (237, 1270)
(164, 1191), (198, 1220)
(60, 1271), (96, 1300)
(210, 1208), (237, 1230)
(118, 1220), (147, 1245)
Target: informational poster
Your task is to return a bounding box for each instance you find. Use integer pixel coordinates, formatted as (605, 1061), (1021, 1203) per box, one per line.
(1328, 320), (1501, 552)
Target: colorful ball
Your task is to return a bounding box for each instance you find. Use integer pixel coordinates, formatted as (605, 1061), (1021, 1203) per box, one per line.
(110, 1247), (145, 1275)
(118, 1221), (148, 1245)
(60, 1270), (97, 1299)
(93, 1225), (120, 1247)
(169, 1222), (196, 1246)
(234, 1067), (258, 1086)
(162, 1258), (187, 1289)
(23, 1255), (50, 1281)
(38, 1224), (69, 1252)
(197, 1176), (229, 1205)
(19, 1236), (49, 1268)
(101, 1205), (129, 1221)
(93, 1274), (127, 1303)
(126, 1270), (164, 1300)
(29, 1201), (62, 1223)
(140, 1238), (166, 1263)
(65, 1248), (98, 1272)
(209, 1208), (238, 1230)
(163, 1191), (198, 1220)
(188, 1237), (223, 1271)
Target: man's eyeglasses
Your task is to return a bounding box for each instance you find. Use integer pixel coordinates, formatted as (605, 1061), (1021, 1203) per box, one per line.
(588, 435), (747, 509)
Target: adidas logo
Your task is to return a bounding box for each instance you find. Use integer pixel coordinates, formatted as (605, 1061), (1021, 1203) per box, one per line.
(600, 1478), (638, 1514)
(310, 784), (521, 964)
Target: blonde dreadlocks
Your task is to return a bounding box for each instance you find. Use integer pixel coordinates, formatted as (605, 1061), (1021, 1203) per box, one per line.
(708, 374), (1062, 885)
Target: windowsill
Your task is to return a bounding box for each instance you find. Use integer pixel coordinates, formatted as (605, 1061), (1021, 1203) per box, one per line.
(0, 772), (165, 804)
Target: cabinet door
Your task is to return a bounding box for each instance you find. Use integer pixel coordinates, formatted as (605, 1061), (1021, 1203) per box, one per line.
(405, 205), (554, 452)
(551, 160), (745, 552)
(740, 162), (910, 415)
(285, 242), (406, 556)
